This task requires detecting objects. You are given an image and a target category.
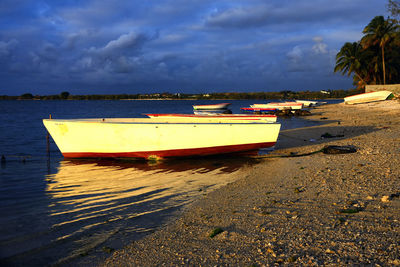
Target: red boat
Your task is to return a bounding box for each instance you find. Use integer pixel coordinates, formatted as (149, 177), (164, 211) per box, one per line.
(145, 113), (277, 122)
(240, 107), (278, 113)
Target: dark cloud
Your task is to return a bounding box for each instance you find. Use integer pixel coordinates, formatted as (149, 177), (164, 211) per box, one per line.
(0, 39), (18, 57)
(205, 5), (271, 28)
(0, 0), (388, 95)
(204, 1), (381, 29)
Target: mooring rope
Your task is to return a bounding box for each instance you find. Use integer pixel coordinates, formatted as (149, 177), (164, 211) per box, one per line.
(253, 145), (357, 159)
(253, 149), (324, 159)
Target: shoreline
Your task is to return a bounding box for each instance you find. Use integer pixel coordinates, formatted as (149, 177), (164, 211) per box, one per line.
(103, 101), (400, 266)
(1, 98), (344, 101)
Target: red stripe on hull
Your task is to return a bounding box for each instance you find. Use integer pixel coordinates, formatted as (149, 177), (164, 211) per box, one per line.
(146, 114), (276, 118)
(63, 142), (276, 159)
(240, 108), (277, 111)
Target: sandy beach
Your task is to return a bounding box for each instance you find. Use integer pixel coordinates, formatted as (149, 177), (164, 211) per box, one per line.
(103, 100), (400, 266)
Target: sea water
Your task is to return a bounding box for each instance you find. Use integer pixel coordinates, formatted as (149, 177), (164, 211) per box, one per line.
(0, 99), (330, 266)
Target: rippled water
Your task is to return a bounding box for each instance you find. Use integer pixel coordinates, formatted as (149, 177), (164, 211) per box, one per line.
(2, 157), (257, 266)
(0, 100), (328, 266)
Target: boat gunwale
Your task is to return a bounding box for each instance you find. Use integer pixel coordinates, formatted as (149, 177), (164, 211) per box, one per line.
(145, 113), (277, 118)
(240, 107), (277, 110)
(251, 103), (303, 107)
(42, 118), (280, 125)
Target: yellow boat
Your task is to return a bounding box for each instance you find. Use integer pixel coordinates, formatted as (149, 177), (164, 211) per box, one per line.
(43, 118), (281, 160)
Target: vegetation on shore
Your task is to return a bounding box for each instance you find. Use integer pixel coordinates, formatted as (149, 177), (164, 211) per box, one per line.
(334, 1), (400, 87)
(0, 88), (362, 101)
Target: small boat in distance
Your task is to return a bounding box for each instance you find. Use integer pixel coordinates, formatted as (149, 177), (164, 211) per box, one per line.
(240, 107), (277, 113)
(145, 113), (277, 122)
(192, 103), (231, 110)
(193, 110), (231, 115)
(43, 118), (281, 160)
(344, 90), (393, 105)
(295, 100), (319, 107)
(250, 102), (303, 110)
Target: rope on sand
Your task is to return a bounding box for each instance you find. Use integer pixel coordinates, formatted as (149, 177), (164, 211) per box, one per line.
(254, 145), (357, 159)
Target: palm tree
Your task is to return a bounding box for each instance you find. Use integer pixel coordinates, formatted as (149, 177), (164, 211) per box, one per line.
(361, 16), (399, 84)
(383, 39), (400, 83)
(387, 0), (400, 19)
(334, 42), (367, 85)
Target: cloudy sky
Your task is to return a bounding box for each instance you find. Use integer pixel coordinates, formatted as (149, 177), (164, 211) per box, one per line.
(0, 0), (388, 95)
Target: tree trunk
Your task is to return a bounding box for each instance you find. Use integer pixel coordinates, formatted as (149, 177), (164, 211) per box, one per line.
(382, 45), (386, 84)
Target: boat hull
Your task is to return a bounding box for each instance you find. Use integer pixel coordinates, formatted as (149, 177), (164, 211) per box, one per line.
(192, 103), (231, 110)
(62, 142), (275, 159)
(344, 91), (393, 104)
(43, 118), (281, 159)
(251, 102), (303, 110)
(295, 100), (319, 107)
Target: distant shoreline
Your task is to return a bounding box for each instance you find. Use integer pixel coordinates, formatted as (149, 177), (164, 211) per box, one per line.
(2, 97), (345, 101)
(0, 88), (363, 101)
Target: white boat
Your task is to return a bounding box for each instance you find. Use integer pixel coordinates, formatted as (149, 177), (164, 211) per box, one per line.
(251, 102), (303, 110)
(344, 90), (393, 105)
(295, 100), (319, 107)
(192, 103), (231, 110)
(193, 110), (230, 115)
(145, 113), (277, 122)
(43, 118), (281, 160)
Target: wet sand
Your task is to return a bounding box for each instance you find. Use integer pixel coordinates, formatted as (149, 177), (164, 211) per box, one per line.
(103, 100), (400, 266)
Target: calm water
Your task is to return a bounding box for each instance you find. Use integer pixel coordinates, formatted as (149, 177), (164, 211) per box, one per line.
(0, 100), (329, 266)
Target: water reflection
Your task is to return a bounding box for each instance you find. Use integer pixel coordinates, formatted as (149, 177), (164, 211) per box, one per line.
(1, 156), (260, 266)
(66, 155), (253, 173)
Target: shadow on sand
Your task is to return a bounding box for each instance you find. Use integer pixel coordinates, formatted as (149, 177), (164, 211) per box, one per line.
(276, 123), (379, 150)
